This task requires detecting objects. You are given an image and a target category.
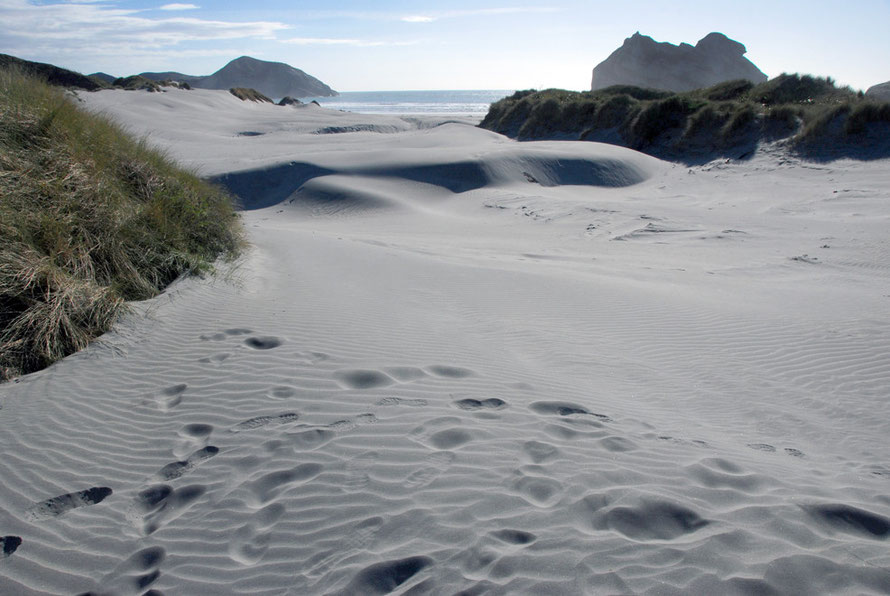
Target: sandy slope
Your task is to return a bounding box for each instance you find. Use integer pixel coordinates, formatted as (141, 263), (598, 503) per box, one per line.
(1, 87), (889, 595)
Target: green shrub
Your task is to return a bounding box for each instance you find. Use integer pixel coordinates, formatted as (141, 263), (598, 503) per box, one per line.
(0, 67), (243, 380)
(594, 94), (639, 130)
(629, 96), (703, 146)
(798, 104), (852, 143)
(752, 73), (851, 105)
(683, 104), (729, 139)
(722, 103), (758, 140)
(112, 75), (161, 92)
(596, 85), (672, 101)
(478, 74), (884, 159)
(703, 79), (754, 101)
(845, 102), (890, 134)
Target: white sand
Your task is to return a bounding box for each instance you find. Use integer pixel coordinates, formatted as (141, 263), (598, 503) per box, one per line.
(1, 87), (889, 595)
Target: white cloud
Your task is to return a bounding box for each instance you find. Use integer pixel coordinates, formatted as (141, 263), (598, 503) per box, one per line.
(0, 0), (287, 49)
(160, 3), (200, 10)
(282, 37), (417, 48)
(400, 6), (559, 22)
(401, 16), (435, 23)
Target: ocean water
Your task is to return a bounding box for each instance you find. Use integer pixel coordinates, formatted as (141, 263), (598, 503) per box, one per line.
(303, 90), (514, 117)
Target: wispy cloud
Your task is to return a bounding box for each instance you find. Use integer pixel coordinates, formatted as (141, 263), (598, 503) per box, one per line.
(0, 0), (287, 49)
(160, 3), (200, 10)
(400, 6), (559, 23)
(401, 16), (435, 23)
(281, 37), (417, 48)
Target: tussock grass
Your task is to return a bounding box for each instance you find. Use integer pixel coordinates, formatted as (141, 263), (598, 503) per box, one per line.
(229, 87), (273, 103)
(480, 73), (888, 160)
(112, 75), (162, 92)
(0, 67), (243, 380)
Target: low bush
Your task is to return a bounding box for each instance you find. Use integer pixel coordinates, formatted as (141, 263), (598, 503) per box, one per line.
(845, 102), (890, 135)
(703, 79), (754, 101)
(480, 72), (886, 159)
(112, 75), (162, 92)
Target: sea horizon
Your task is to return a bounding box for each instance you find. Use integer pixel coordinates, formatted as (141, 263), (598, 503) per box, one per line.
(301, 89), (516, 116)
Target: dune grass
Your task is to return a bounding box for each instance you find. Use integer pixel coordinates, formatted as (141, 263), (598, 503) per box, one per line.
(0, 67), (243, 380)
(229, 87), (273, 103)
(480, 74), (888, 159)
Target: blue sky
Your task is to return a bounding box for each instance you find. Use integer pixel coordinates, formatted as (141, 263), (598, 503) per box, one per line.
(1, 0), (888, 91)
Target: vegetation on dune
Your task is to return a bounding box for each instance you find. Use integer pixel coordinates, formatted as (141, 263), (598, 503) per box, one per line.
(229, 87), (273, 103)
(480, 74), (890, 160)
(0, 67), (243, 380)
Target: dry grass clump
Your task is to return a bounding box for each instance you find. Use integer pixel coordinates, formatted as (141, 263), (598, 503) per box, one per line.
(0, 67), (243, 380)
(229, 87), (273, 103)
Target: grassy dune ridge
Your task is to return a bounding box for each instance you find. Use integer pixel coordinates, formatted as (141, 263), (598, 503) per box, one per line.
(481, 74), (890, 160)
(0, 67), (243, 380)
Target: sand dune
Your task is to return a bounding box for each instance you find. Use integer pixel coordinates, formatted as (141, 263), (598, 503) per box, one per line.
(1, 87), (889, 594)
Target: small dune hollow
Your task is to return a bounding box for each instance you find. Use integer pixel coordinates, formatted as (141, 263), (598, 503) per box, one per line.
(601, 500), (710, 541)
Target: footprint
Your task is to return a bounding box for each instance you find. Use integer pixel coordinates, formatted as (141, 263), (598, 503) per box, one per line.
(306, 516), (384, 577)
(288, 428), (336, 450)
(522, 441), (559, 463)
(199, 332), (227, 341)
(747, 443), (776, 453)
(228, 502), (285, 565)
(489, 529), (536, 545)
(1, 536), (22, 558)
(511, 474), (563, 507)
(344, 452), (380, 491)
(156, 446), (219, 481)
(597, 500), (710, 540)
(408, 416), (462, 445)
(229, 413), (300, 433)
(146, 383), (187, 411)
(426, 365), (474, 378)
(656, 435), (709, 448)
(404, 452), (455, 489)
(174, 423), (213, 458)
(268, 386), (297, 400)
(453, 398), (507, 411)
(376, 397), (428, 407)
(201, 329), (252, 341)
(244, 336), (283, 350)
(327, 413), (379, 432)
(784, 448), (805, 458)
(225, 328), (253, 336)
(334, 369), (395, 389)
(600, 436), (638, 453)
(128, 484), (206, 535)
(529, 401), (611, 422)
(246, 464), (323, 507)
(26, 487), (113, 521)
(295, 351), (329, 364)
(98, 546), (166, 594)
(428, 428), (475, 449)
(198, 352), (230, 365)
(339, 556), (434, 595)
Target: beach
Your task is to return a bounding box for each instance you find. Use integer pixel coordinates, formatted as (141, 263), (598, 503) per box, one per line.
(0, 87), (888, 594)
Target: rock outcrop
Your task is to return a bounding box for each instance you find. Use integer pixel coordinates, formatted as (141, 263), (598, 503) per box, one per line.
(865, 82), (890, 101)
(141, 56), (337, 98)
(591, 32), (767, 92)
